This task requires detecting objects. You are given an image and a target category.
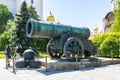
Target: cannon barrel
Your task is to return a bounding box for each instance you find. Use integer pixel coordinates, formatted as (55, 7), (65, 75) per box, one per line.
(26, 19), (90, 39)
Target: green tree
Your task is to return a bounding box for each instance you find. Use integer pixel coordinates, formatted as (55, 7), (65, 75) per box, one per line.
(0, 20), (16, 50)
(92, 33), (109, 47)
(92, 32), (120, 57)
(99, 35), (120, 57)
(0, 4), (13, 33)
(111, 0), (120, 32)
(28, 5), (39, 20)
(15, 1), (31, 50)
(15, 1), (49, 52)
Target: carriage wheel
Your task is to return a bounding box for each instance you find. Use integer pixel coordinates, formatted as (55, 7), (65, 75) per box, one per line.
(64, 37), (84, 61)
(47, 40), (63, 59)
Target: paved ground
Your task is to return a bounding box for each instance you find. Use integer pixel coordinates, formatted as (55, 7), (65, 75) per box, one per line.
(0, 59), (120, 80)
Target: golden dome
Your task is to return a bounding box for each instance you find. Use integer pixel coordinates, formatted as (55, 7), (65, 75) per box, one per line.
(94, 27), (98, 31)
(111, 0), (115, 3)
(47, 11), (55, 21)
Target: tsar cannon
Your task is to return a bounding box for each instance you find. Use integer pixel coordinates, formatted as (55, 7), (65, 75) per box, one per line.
(26, 19), (97, 61)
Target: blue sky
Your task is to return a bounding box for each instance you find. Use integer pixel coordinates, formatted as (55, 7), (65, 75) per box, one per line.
(43, 0), (111, 32)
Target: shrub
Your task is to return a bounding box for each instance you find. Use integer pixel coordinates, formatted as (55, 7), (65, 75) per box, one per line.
(92, 32), (120, 57)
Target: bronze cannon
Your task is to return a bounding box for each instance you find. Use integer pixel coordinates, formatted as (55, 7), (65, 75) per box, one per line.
(26, 19), (97, 61)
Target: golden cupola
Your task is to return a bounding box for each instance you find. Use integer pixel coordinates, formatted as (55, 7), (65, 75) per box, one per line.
(93, 27), (99, 35)
(47, 11), (55, 22)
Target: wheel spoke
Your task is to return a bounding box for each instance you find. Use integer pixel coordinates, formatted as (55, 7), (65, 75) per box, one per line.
(72, 52), (76, 58)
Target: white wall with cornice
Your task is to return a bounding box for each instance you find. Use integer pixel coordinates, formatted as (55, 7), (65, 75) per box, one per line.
(0, 0), (43, 19)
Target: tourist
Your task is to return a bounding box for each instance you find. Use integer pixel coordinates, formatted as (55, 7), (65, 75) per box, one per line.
(16, 44), (24, 57)
(5, 45), (12, 67)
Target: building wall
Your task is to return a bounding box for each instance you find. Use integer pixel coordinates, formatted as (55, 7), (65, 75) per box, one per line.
(103, 12), (114, 32)
(0, 0), (43, 19)
(111, 0), (118, 10)
(103, 0), (117, 32)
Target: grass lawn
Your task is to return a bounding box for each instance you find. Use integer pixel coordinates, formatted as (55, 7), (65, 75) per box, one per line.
(0, 51), (49, 59)
(0, 51), (5, 58)
(39, 52), (49, 57)
(0, 51), (4, 54)
(0, 54), (5, 58)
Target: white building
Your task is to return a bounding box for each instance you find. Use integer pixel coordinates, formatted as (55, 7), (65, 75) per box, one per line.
(0, 0), (43, 19)
(102, 0), (117, 32)
(111, 0), (118, 11)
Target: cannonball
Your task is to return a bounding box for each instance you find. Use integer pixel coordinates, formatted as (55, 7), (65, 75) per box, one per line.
(15, 59), (27, 68)
(23, 49), (35, 60)
(29, 60), (41, 68)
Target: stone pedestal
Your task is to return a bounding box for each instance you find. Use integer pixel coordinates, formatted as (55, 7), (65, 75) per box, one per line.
(39, 57), (120, 71)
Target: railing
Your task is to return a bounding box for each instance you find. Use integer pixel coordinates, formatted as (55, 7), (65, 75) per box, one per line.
(5, 52), (16, 73)
(5, 51), (117, 73)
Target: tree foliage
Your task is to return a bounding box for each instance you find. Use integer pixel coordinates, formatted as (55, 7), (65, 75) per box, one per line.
(92, 33), (109, 47)
(0, 4), (13, 34)
(99, 36), (120, 57)
(35, 38), (49, 52)
(92, 33), (120, 57)
(111, 0), (120, 32)
(0, 20), (16, 50)
(15, 1), (32, 50)
(28, 5), (39, 20)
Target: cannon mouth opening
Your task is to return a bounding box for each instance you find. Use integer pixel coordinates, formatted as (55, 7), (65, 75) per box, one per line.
(26, 21), (33, 37)
(27, 22), (32, 34)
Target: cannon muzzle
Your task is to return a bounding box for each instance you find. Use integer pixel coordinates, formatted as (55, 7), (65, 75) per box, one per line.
(26, 19), (41, 38)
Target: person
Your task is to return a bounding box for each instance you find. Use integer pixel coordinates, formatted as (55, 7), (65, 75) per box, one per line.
(16, 44), (23, 57)
(5, 45), (12, 67)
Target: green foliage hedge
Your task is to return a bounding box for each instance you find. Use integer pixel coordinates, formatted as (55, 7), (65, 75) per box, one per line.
(0, 20), (16, 50)
(92, 32), (120, 57)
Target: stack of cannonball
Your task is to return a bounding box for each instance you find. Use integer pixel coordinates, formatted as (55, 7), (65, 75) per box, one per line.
(15, 49), (41, 68)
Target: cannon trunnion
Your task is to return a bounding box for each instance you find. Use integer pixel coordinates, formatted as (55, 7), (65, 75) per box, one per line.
(26, 19), (97, 61)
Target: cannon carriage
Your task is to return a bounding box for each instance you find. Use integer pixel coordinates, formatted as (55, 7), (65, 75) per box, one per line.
(26, 19), (97, 61)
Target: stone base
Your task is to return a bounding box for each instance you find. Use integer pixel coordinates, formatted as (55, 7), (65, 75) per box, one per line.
(39, 57), (120, 71)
